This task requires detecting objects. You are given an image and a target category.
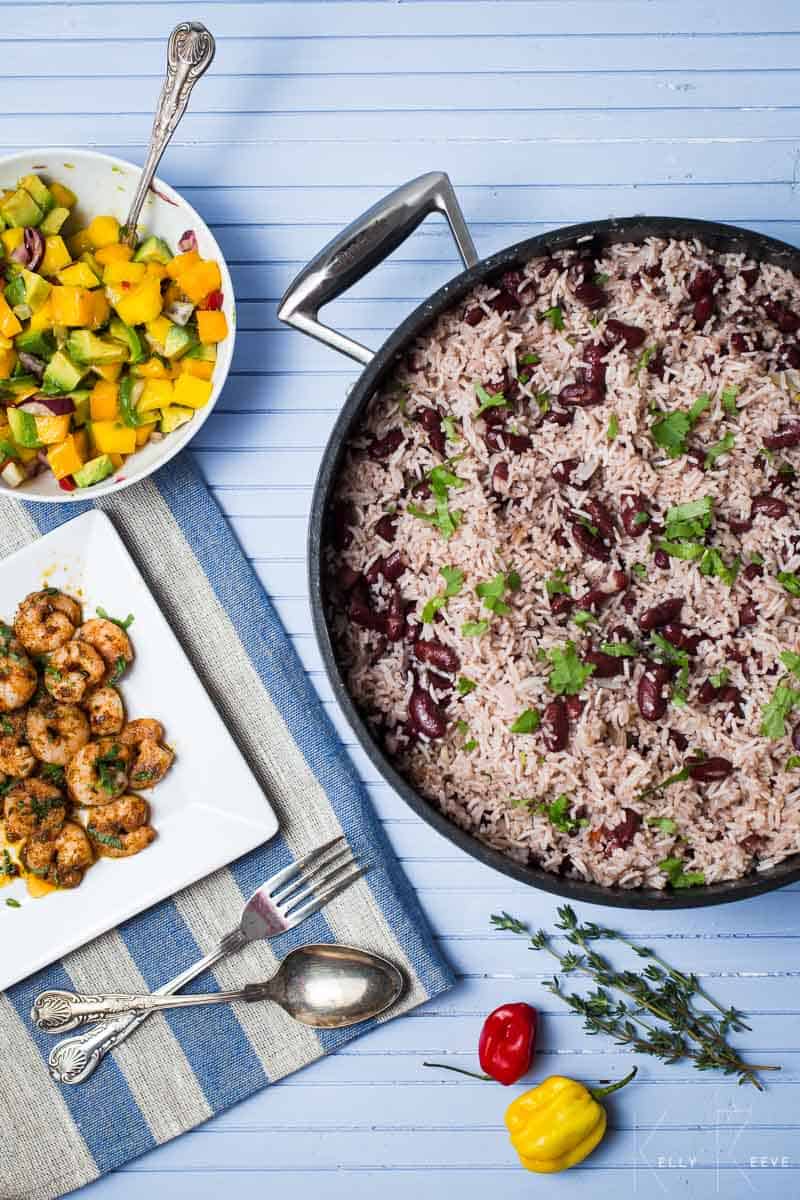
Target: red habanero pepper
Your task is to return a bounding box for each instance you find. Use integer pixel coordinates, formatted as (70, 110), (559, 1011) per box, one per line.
(479, 1003), (537, 1085)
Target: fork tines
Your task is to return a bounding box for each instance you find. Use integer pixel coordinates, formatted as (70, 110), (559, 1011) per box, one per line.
(270, 835), (366, 929)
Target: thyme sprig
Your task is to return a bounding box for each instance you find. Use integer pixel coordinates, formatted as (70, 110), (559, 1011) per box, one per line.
(491, 907), (778, 1090)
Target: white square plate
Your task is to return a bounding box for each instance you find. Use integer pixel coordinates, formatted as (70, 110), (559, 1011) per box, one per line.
(0, 510), (279, 990)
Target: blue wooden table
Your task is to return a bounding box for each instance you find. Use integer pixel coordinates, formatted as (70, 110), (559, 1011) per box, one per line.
(2, 2), (799, 1195)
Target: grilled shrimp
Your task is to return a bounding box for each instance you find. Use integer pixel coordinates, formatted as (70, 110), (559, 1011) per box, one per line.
(26, 701), (90, 765)
(66, 737), (130, 806)
(44, 640), (105, 703)
(3, 778), (65, 841)
(121, 718), (174, 788)
(22, 821), (94, 889)
(14, 589), (82, 655)
(0, 623), (38, 713)
(0, 733), (36, 778)
(87, 794), (155, 858)
(78, 618), (133, 679)
(83, 685), (125, 736)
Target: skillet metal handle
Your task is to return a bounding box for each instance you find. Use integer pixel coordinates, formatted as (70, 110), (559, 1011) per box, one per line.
(277, 171), (479, 365)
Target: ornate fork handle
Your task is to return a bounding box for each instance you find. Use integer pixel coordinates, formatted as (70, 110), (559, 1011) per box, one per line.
(123, 21), (215, 245)
(45, 926), (247, 1086)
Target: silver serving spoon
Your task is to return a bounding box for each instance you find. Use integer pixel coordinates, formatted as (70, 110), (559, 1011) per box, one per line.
(32, 944), (404, 1033)
(122, 21), (215, 246)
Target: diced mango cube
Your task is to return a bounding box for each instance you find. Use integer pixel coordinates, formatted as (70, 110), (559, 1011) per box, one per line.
(172, 373), (213, 410)
(181, 357), (214, 381)
(40, 236), (72, 276)
(67, 229), (94, 257)
(93, 361), (121, 383)
(73, 428), (89, 460)
(95, 243), (133, 266)
(113, 278), (163, 327)
(0, 347), (17, 378)
(51, 286), (95, 327)
(138, 378), (174, 414)
(166, 250), (200, 279)
(145, 262), (167, 280)
(103, 261), (146, 287)
(0, 294), (22, 339)
(196, 310), (228, 344)
(47, 434), (85, 480)
(145, 315), (171, 348)
(89, 290), (111, 330)
(49, 182), (77, 209)
(135, 423), (156, 447)
(177, 260), (221, 304)
(34, 413), (72, 445)
(87, 216), (120, 249)
(133, 356), (169, 379)
(90, 380), (119, 421)
(90, 421), (137, 455)
(1, 227), (24, 255)
(28, 298), (53, 332)
(58, 261), (101, 288)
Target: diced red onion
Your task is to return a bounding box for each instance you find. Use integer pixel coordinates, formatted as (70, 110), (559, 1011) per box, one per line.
(19, 394), (75, 416)
(164, 300), (195, 326)
(178, 229), (197, 253)
(24, 228), (44, 272)
(17, 351), (45, 380)
(10, 244), (29, 265)
(36, 448), (50, 466)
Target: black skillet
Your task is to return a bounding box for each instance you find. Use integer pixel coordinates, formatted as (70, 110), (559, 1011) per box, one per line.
(278, 171), (800, 908)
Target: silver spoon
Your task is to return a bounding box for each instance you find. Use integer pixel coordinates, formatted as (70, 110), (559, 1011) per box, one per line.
(122, 21), (215, 246)
(32, 944), (404, 1032)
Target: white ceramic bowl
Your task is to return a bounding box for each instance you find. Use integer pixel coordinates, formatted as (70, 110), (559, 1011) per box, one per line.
(0, 148), (235, 502)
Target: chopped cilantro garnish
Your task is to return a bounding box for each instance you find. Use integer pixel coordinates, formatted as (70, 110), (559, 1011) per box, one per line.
(647, 816), (679, 834)
(778, 571), (800, 598)
(441, 415), (460, 443)
(461, 620), (489, 638)
(656, 538), (706, 562)
(408, 461), (466, 541)
(87, 825), (123, 850)
(704, 431), (735, 469)
(599, 640), (637, 658)
(632, 562), (647, 579)
(698, 547), (740, 588)
(781, 651), (800, 678)
(5, 898), (21, 909)
(709, 668), (730, 689)
(659, 856), (705, 889)
(638, 766), (690, 799)
(634, 346), (657, 375)
(721, 386), (739, 415)
(96, 607), (135, 631)
(510, 708), (541, 734)
(457, 676), (476, 696)
(546, 641), (595, 696)
(593, 272), (610, 286)
(542, 306), (564, 331)
(572, 609), (596, 628)
(633, 511), (649, 527)
(664, 496), (713, 541)
(421, 565), (464, 623)
(545, 569), (571, 598)
(476, 570), (518, 618)
(534, 391), (550, 414)
(761, 679), (800, 739)
(520, 352), (539, 366)
(474, 382), (508, 420)
(787, 755), (800, 770)
(109, 655), (127, 684)
(651, 393), (710, 458)
(40, 763), (65, 786)
(542, 793), (583, 834)
(650, 633), (690, 706)
(606, 413), (619, 441)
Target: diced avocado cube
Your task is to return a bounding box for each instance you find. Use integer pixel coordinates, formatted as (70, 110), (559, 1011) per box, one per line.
(163, 323), (196, 360)
(18, 175), (54, 216)
(19, 269), (51, 313)
(15, 329), (55, 359)
(184, 341), (217, 363)
(4, 374), (38, 398)
(39, 206), (70, 236)
(73, 453), (114, 488)
(108, 317), (146, 364)
(67, 390), (91, 427)
(66, 330), (127, 366)
(79, 251), (104, 280)
(7, 406), (41, 449)
(132, 235), (173, 265)
(3, 274), (26, 309)
(42, 350), (85, 394)
(0, 188), (43, 229)
(159, 404), (194, 435)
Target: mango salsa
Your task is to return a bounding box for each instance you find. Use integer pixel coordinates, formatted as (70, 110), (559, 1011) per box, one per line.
(0, 173), (228, 490)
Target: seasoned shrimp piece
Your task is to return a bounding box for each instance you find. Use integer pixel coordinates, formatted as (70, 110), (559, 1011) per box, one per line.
(0, 733), (36, 778)
(66, 737), (130, 806)
(0, 623), (38, 713)
(44, 640), (105, 703)
(22, 821), (94, 889)
(121, 718), (174, 788)
(26, 701), (90, 766)
(3, 778), (65, 841)
(83, 685), (125, 736)
(78, 618), (133, 680)
(14, 589), (81, 655)
(87, 794), (155, 858)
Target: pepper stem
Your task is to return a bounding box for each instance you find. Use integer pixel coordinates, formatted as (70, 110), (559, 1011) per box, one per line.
(589, 1064), (638, 1100)
(422, 1061), (493, 1082)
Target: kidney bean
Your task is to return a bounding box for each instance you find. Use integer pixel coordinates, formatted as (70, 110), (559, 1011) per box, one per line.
(792, 722), (800, 751)
(491, 289), (520, 315)
(550, 593), (574, 616)
(582, 342), (607, 388)
(369, 428), (404, 461)
(385, 588), (405, 642)
(764, 421), (800, 450)
(765, 300), (800, 334)
(739, 601), (758, 628)
(740, 267), (759, 289)
(408, 686), (447, 739)
(375, 513), (397, 543)
(547, 406), (575, 427)
(605, 318), (647, 350)
(637, 663), (671, 721)
(727, 514), (753, 534)
(604, 808), (641, 851)
(752, 493), (788, 520)
(464, 306), (485, 326)
(693, 294), (714, 326)
(621, 592), (637, 614)
(331, 501), (356, 550)
(661, 623), (702, 654)
(609, 623), (633, 642)
(565, 695), (584, 720)
(639, 597), (683, 632)
(742, 562), (763, 581)
(685, 447), (706, 473)
(349, 582), (386, 634)
(688, 269), (719, 300)
(630, 271), (642, 291)
(777, 343), (800, 370)
(571, 281), (607, 309)
(652, 547), (668, 570)
(584, 648), (624, 678)
(578, 580), (624, 612)
(491, 460), (509, 494)
(647, 349), (667, 379)
(688, 756), (733, 784)
(484, 427), (506, 453)
(697, 678), (720, 705)
(542, 698), (568, 752)
(412, 477), (432, 501)
(551, 458), (580, 486)
(668, 728), (689, 751)
(620, 493), (650, 538)
(415, 406), (445, 456)
(583, 498), (614, 542)
(337, 564), (362, 593)
(571, 519), (610, 562)
(507, 433), (532, 454)
(413, 637), (459, 674)
(558, 381), (604, 408)
(720, 684), (743, 717)
(729, 332), (747, 354)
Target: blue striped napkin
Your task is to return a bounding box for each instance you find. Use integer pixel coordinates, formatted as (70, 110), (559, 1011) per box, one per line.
(0, 452), (453, 1200)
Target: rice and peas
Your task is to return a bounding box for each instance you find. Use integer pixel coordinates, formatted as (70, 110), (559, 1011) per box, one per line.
(326, 237), (800, 891)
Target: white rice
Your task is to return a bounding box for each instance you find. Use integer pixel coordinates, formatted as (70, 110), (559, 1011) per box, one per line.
(327, 237), (800, 891)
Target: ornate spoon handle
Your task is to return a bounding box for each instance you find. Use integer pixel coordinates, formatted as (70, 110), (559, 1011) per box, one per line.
(123, 21), (215, 245)
(34, 981), (271, 1028)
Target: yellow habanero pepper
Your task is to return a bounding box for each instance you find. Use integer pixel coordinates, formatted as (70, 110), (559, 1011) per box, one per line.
(505, 1067), (637, 1173)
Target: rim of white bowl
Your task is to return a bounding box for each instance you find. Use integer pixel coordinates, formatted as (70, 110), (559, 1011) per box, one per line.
(0, 148), (236, 503)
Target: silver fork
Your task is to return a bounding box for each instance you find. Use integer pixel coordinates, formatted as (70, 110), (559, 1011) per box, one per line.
(45, 836), (364, 1085)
